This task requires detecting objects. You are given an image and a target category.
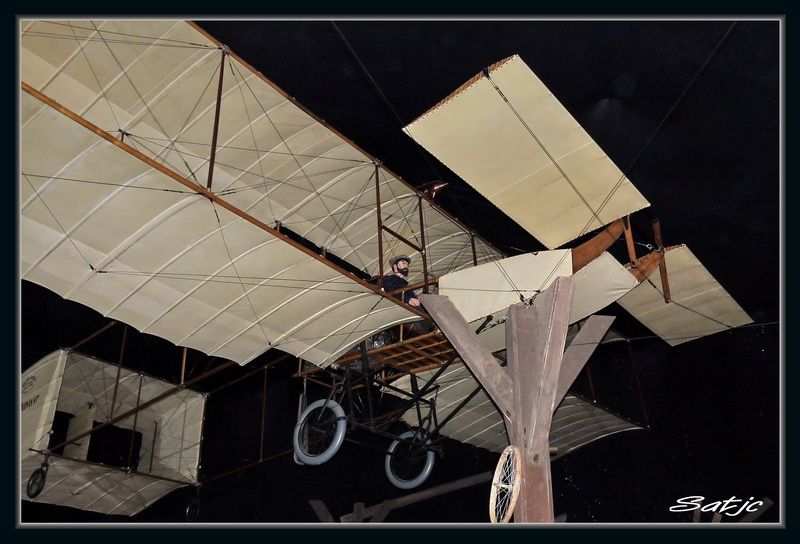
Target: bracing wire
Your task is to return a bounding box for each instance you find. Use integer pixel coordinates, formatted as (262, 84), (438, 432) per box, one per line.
(227, 56), (277, 221)
(228, 60), (354, 245)
(23, 174), (95, 270)
(90, 21), (184, 151)
(67, 23), (122, 133)
(150, 53), (222, 171)
(475, 23), (739, 303)
(126, 133), (370, 164)
(210, 201), (272, 346)
(21, 172), (197, 194)
(27, 21), (217, 49)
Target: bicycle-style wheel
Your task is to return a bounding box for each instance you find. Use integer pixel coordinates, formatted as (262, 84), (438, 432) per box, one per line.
(292, 399), (347, 465)
(26, 467), (48, 499)
(385, 430), (435, 490)
(489, 445), (521, 523)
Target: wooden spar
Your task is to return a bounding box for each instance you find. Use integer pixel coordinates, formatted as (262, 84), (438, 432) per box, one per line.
(622, 214), (637, 264)
(180, 347), (188, 385)
(417, 295), (514, 417)
(586, 363), (597, 403)
(70, 320), (117, 350)
(22, 83), (428, 321)
(127, 373), (144, 469)
(199, 449), (292, 486)
(375, 163), (384, 288)
(187, 22), (505, 262)
(571, 218), (624, 273)
(149, 420), (158, 473)
(206, 49), (226, 190)
(109, 324), (127, 420)
(651, 218), (672, 303)
(556, 315), (615, 405)
(627, 250), (663, 283)
(381, 224), (422, 252)
(470, 232), (478, 266)
(418, 194), (429, 293)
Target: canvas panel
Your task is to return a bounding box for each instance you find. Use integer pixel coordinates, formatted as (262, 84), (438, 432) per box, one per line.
(617, 245), (752, 346)
(404, 54), (649, 249)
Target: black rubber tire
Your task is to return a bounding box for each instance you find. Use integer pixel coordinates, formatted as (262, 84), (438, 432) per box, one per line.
(26, 468), (47, 499)
(185, 497), (201, 521)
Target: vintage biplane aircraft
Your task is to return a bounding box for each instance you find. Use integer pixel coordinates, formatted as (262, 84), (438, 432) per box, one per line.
(19, 20), (752, 521)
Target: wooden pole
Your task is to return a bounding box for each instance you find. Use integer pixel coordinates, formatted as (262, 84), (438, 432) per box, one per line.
(127, 373), (144, 469)
(421, 276), (594, 523)
(651, 218), (672, 303)
(70, 320), (117, 350)
(109, 324), (128, 420)
(623, 214), (637, 265)
(180, 347), (188, 385)
(418, 195), (429, 294)
(505, 278), (574, 522)
(206, 50), (226, 190)
(375, 163), (385, 288)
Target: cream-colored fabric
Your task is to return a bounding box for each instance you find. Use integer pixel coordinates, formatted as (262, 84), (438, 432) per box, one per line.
(571, 251), (639, 322)
(45, 350), (205, 482)
(439, 250), (637, 327)
(19, 19), (500, 278)
(617, 245), (752, 346)
(404, 54), (650, 249)
(394, 363), (640, 455)
(21, 91), (418, 367)
(21, 350), (205, 514)
(438, 250), (572, 323)
(439, 250), (637, 353)
(21, 455), (186, 516)
(548, 395), (641, 459)
(20, 19), (499, 366)
(21, 350), (66, 458)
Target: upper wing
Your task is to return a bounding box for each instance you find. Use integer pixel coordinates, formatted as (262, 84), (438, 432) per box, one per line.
(404, 54), (650, 249)
(20, 20), (502, 366)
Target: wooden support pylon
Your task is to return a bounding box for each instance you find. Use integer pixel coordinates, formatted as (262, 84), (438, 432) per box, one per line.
(420, 276), (614, 523)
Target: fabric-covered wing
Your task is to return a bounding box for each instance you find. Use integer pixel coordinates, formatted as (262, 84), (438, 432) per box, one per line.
(21, 456), (186, 516)
(20, 19), (501, 288)
(404, 54), (649, 249)
(393, 364), (640, 455)
(617, 245), (753, 346)
(21, 91), (418, 366)
(438, 250), (638, 353)
(21, 350), (206, 515)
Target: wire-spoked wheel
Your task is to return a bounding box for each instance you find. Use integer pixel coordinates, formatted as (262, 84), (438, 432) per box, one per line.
(292, 399), (347, 465)
(489, 445), (521, 523)
(385, 430), (436, 490)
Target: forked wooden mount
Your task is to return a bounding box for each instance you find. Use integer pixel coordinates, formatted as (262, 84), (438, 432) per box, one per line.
(420, 277), (614, 523)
